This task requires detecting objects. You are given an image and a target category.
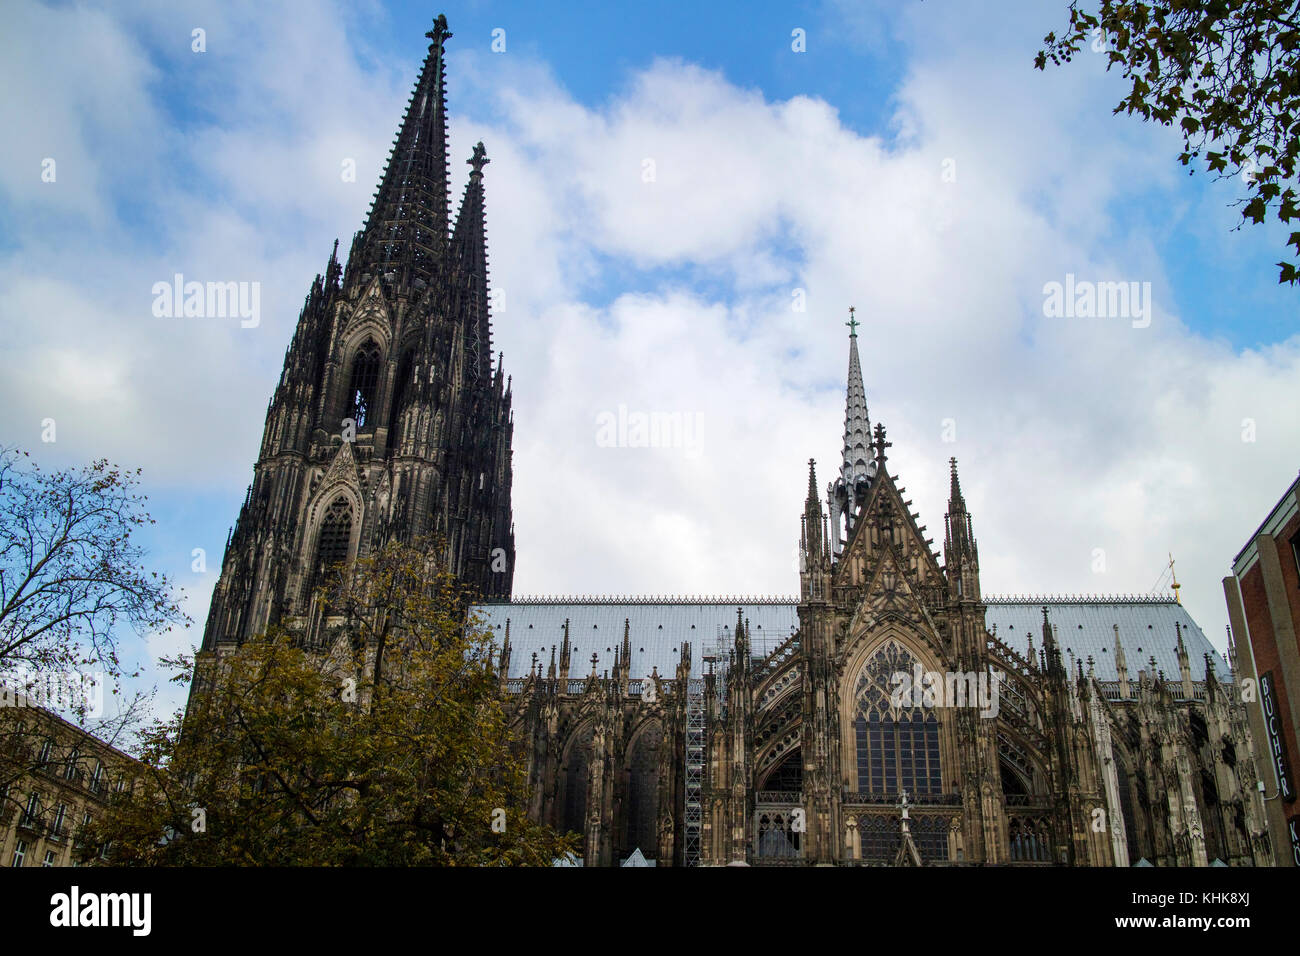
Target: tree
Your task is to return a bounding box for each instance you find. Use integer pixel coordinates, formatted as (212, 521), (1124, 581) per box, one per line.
(0, 446), (189, 714)
(1036, 1), (1300, 283)
(89, 538), (574, 865)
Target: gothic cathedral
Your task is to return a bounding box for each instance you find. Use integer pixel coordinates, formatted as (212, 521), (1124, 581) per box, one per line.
(198, 16), (1274, 867)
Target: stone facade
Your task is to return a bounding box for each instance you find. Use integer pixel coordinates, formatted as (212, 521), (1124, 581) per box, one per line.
(192, 16), (514, 699)
(489, 363), (1275, 865)
(0, 696), (141, 868)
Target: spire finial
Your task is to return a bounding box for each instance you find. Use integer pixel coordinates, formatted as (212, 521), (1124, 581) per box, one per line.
(846, 306), (859, 338)
(426, 13), (451, 45)
(871, 422), (891, 463)
(1168, 552), (1181, 604)
(468, 140), (489, 177)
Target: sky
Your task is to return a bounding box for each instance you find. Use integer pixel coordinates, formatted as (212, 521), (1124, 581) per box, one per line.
(1, 0), (1297, 727)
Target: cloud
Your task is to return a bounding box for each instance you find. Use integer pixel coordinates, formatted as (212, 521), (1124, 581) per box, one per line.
(2, 0), (1296, 724)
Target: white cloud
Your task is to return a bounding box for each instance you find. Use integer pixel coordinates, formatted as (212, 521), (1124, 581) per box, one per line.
(2, 0), (1296, 725)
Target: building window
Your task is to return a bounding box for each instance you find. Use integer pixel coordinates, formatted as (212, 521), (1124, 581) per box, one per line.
(89, 761), (104, 793)
(346, 339), (382, 428)
(52, 803), (67, 839)
(387, 349), (415, 443)
(313, 497), (353, 594)
(64, 749), (78, 781)
(852, 641), (943, 796)
(42, 851), (55, 867)
(11, 840), (26, 867)
(1009, 817), (1052, 862)
(37, 739), (53, 766)
(22, 793), (40, 828)
(560, 724), (594, 840)
(624, 723), (662, 859)
(756, 813), (801, 858)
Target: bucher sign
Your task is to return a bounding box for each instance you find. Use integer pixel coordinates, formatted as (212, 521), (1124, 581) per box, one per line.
(1260, 671), (1296, 803)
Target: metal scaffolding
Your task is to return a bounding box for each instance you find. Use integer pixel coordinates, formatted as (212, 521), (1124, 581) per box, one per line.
(683, 677), (705, 866)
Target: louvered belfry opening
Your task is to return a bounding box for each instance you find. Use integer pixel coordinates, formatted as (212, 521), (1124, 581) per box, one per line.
(346, 340), (382, 428)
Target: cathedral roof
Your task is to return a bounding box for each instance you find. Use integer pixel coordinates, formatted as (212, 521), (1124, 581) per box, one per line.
(474, 598), (799, 680)
(475, 595), (1222, 683)
(984, 596), (1221, 681)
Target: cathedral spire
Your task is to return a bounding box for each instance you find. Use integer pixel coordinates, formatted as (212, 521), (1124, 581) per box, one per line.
(357, 14), (454, 282)
(948, 457), (965, 513)
(828, 308), (873, 557)
(452, 141), (492, 383)
(840, 307), (872, 492)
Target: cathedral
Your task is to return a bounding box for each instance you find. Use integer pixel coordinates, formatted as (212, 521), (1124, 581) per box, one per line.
(195, 16), (1275, 867)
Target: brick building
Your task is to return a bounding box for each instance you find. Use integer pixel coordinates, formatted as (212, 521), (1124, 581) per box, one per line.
(1224, 472), (1300, 866)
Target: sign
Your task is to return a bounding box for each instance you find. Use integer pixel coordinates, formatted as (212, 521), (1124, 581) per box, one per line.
(1260, 671), (1296, 803)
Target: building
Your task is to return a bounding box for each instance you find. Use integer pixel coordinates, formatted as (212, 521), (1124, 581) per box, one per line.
(0, 694), (140, 867)
(194, 14), (514, 684)
(486, 323), (1273, 867)
(196, 15), (1275, 867)
(1223, 472), (1300, 866)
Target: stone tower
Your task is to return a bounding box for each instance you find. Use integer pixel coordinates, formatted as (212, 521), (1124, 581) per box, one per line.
(199, 14), (514, 660)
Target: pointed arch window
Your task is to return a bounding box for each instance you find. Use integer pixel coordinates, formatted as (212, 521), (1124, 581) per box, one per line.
(346, 340), (382, 428)
(312, 497), (353, 594)
(853, 641), (942, 796)
(561, 724), (594, 840)
(387, 349), (415, 443)
(624, 723), (662, 859)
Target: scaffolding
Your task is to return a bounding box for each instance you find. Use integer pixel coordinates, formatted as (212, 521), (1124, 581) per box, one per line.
(683, 677), (705, 866)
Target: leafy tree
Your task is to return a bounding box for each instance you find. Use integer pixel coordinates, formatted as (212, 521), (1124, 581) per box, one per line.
(1037, 1), (1300, 283)
(0, 446), (190, 707)
(89, 538), (574, 865)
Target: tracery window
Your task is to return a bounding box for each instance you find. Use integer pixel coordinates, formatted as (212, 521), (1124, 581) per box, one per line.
(1009, 817), (1051, 862)
(313, 497), (353, 593)
(561, 724), (594, 839)
(386, 349), (415, 443)
(858, 813), (950, 863)
(346, 339), (382, 428)
(624, 723), (662, 859)
(853, 641), (942, 796)
(756, 813), (800, 859)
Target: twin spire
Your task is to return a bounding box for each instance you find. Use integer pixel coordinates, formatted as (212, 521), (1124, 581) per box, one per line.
(351, 14), (495, 382)
(357, 14), (487, 294)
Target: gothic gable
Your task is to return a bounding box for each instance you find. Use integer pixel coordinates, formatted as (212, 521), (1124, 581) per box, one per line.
(833, 463), (945, 600)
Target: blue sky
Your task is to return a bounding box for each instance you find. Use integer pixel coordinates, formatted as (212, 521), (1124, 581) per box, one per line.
(2, 0), (1298, 727)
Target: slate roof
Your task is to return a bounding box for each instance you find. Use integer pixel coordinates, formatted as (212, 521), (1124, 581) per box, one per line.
(474, 598), (799, 680)
(984, 597), (1223, 681)
(473, 595), (1224, 683)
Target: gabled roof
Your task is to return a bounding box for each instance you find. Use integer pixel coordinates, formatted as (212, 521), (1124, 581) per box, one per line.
(984, 597), (1221, 681)
(475, 595), (1223, 684)
(474, 599), (798, 680)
